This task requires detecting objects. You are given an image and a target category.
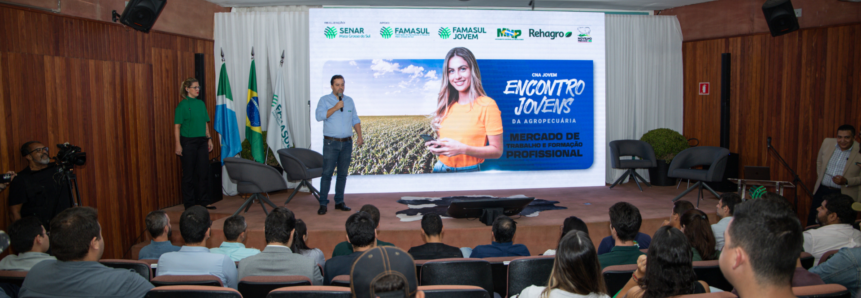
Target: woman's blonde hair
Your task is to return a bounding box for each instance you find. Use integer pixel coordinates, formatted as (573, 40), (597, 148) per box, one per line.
(180, 78), (199, 98)
(430, 47), (487, 132)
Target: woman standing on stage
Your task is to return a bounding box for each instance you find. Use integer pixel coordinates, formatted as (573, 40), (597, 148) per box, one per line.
(174, 78), (215, 209)
(425, 47), (504, 173)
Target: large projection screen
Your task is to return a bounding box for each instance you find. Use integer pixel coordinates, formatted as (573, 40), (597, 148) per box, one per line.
(309, 9), (605, 194)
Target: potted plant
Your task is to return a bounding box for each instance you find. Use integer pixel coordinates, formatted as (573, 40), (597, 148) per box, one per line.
(640, 128), (689, 186)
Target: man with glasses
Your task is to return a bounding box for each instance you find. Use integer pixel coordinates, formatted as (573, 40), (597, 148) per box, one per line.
(8, 141), (72, 227)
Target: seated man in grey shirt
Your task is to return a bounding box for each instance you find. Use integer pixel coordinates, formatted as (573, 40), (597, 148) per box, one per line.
(0, 216), (55, 271)
(238, 207), (322, 284)
(20, 207), (153, 298)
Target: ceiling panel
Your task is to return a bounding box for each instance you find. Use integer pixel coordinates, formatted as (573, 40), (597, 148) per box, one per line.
(206, 0), (714, 11)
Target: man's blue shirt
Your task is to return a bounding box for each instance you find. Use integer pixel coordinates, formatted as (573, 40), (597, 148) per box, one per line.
(470, 241), (530, 258)
(315, 93), (360, 138)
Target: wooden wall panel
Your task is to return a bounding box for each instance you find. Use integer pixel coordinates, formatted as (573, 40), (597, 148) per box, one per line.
(684, 23), (861, 224)
(0, 5), (217, 258)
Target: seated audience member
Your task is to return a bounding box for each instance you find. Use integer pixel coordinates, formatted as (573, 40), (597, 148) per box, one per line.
(331, 204), (394, 257)
(210, 215), (260, 261)
(351, 246), (424, 298)
(720, 196), (803, 298)
(19, 207), (153, 298)
(680, 209), (718, 261)
(238, 207), (322, 284)
(138, 210), (180, 260)
(803, 194), (861, 265)
(290, 219), (326, 268)
(598, 200), (673, 255)
(325, 211), (377, 285)
(618, 226), (710, 298)
(712, 193), (741, 251)
(470, 215), (530, 258)
(518, 230), (609, 298)
(598, 202), (646, 269)
(408, 214), (463, 260)
(544, 216), (589, 256)
(810, 247), (861, 297)
(157, 206), (238, 289)
(0, 216), (54, 270)
(662, 200), (695, 229)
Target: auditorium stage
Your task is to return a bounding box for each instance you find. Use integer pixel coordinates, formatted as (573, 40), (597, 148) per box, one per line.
(133, 182), (721, 259)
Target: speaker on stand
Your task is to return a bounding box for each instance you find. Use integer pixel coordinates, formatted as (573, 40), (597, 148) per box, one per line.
(112, 0), (167, 33)
(762, 0), (799, 37)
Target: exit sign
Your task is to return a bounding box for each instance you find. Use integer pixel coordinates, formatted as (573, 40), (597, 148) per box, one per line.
(699, 82), (710, 95)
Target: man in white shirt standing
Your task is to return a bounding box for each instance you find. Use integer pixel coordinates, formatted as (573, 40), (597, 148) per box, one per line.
(810, 125), (861, 226)
(157, 206), (238, 289)
(712, 193), (741, 251)
(803, 194), (861, 265)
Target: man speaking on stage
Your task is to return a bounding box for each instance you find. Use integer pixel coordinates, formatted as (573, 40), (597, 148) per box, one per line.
(811, 124), (861, 225)
(315, 75), (364, 215)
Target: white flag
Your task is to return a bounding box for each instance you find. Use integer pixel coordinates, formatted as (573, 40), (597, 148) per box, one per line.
(266, 67), (293, 165)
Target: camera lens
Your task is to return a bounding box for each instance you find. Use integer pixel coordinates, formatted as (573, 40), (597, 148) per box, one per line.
(0, 174), (11, 184)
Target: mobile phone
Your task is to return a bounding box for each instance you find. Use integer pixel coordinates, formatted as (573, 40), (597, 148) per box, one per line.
(420, 134), (435, 142)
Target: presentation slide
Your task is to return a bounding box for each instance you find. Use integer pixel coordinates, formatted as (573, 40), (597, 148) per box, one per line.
(310, 9), (606, 193)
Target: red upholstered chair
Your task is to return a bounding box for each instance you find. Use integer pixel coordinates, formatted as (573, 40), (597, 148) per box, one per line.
(601, 264), (637, 296)
(421, 258), (493, 297)
(266, 285), (352, 298)
(674, 292), (738, 298)
(330, 275), (350, 287)
(151, 275), (223, 287)
(692, 260), (732, 292)
(800, 252), (815, 269)
(0, 270), (27, 287)
(818, 250), (840, 265)
(145, 285), (241, 298)
(419, 285), (489, 298)
(100, 259), (152, 280)
(506, 256), (554, 297)
(239, 275), (312, 298)
(793, 284), (851, 298)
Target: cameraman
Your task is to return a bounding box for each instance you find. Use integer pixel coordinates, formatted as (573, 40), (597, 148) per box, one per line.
(7, 141), (71, 227)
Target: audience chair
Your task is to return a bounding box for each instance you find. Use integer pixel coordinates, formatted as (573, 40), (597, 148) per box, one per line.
(330, 275), (350, 287)
(100, 259), (151, 280)
(818, 250), (840, 266)
(602, 264), (637, 296)
(668, 146), (730, 206)
(609, 140), (657, 191)
(140, 258), (158, 277)
(482, 256), (518, 296)
(692, 260), (732, 292)
(224, 157), (284, 216)
(800, 252), (815, 269)
(278, 148), (324, 205)
(239, 275), (312, 298)
(151, 274), (223, 287)
(507, 256), (554, 297)
(420, 285), (489, 298)
(0, 270), (27, 287)
(146, 286), (241, 298)
(266, 286), (351, 298)
(421, 259), (494, 297)
(793, 284), (851, 298)
(675, 293), (738, 298)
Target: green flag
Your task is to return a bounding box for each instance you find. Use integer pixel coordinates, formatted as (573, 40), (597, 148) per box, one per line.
(245, 60), (264, 163)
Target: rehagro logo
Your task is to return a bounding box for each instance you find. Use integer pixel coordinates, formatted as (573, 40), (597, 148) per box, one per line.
(528, 29), (573, 40)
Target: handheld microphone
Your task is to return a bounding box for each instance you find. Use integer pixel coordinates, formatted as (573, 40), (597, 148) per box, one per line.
(767, 137), (772, 148)
(337, 93), (343, 112)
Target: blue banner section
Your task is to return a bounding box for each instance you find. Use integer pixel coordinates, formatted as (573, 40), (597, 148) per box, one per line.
(479, 59), (594, 171)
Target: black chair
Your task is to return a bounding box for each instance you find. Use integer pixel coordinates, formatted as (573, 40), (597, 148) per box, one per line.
(151, 275), (223, 287)
(421, 259), (494, 297)
(266, 286), (352, 298)
(420, 285), (489, 298)
(100, 259), (151, 280)
(239, 275), (312, 298)
(278, 148), (324, 205)
(506, 256), (554, 297)
(800, 252), (815, 269)
(793, 284), (851, 298)
(668, 146), (730, 206)
(481, 256), (517, 296)
(146, 286), (241, 298)
(692, 260), (732, 292)
(330, 275), (350, 287)
(224, 157), (284, 216)
(602, 264), (637, 296)
(609, 140), (657, 191)
(0, 270), (27, 287)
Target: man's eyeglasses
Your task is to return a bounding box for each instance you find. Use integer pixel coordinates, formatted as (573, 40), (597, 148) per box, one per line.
(28, 147), (49, 155)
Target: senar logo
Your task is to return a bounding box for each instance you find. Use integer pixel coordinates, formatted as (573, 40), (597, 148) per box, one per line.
(438, 27), (452, 39)
(324, 26), (337, 39)
(380, 26), (394, 39)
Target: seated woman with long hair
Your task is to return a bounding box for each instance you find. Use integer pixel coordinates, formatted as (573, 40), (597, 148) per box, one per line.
(619, 226), (709, 298)
(518, 230), (609, 298)
(289, 219), (325, 267)
(679, 209), (718, 261)
(544, 216), (590, 256)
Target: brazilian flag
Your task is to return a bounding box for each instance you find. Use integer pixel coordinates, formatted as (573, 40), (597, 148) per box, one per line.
(245, 60), (264, 163)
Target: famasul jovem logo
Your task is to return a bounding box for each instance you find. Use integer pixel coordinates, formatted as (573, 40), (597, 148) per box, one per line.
(380, 26), (394, 39)
(438, 27), (452, 39)
(324, 26), (337, 39)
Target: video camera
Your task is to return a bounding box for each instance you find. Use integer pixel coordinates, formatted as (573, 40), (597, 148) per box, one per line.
(55, 143), (86, 170)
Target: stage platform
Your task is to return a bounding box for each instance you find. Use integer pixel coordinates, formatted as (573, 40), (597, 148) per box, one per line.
(132, 182), (721, 259)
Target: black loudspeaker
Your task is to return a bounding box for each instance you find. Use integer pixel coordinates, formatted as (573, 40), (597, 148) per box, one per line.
(118, 0), (167, 33)
(194, 53), (206, 101)
(210, 159), (223, 204)
(762, 0), (799, 37)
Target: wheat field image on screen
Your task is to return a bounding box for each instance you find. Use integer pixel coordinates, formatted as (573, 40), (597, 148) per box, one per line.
(350, 116), (437, 175)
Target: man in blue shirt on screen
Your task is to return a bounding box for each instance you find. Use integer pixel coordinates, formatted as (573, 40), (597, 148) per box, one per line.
(315, 75), (364, 215)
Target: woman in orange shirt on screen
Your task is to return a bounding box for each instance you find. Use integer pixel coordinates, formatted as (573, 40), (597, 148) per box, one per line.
(426, 47), (503, 173)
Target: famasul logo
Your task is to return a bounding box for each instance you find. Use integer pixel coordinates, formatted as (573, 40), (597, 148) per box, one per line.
(380, 27), (394, 39)
(324, 26), (337, 39)
(496, 28), (522, 40)
(438, 27), (452, 39)
(577, 27), (592, 43)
